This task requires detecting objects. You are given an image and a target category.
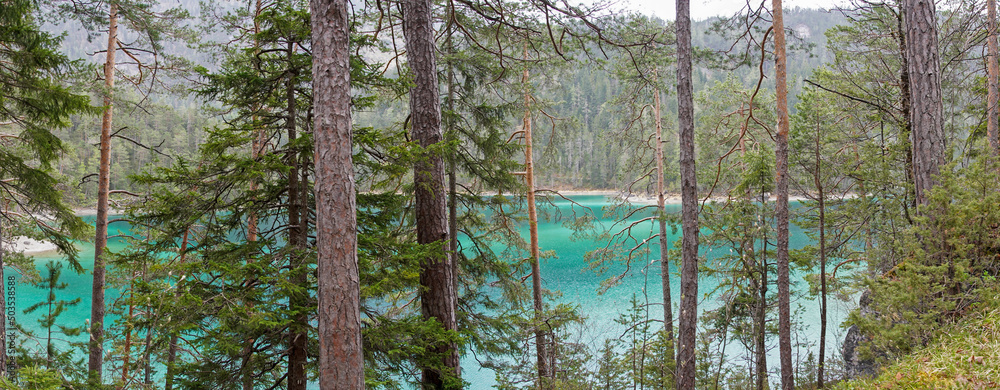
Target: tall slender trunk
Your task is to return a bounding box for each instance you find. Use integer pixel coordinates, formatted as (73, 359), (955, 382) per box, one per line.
(286, 40), (307, 390)
(755, 192), (767, 390)
(89, 4), (118, 382)
(896, 3), (917, 215)
(816, 124), (827, 389)
(242, 19), (266, 381)
(165, 228), (190, 390)
(312, 0), (363, 385)
(446, 21), (460, 319)
(988, 0), (999, 153)
(902, 0), (945, 206)
(772, 0), (794, 388)
(143, 324), (152, 384)
(402, 0), (459, 386)
(675, 0), (700, 387)
(522, 50), (550, 389)
(247, 0), (264, 242)
(653, 73), (675, 388)
(120, 291), (135, 387)
(47, 277), (54, 367)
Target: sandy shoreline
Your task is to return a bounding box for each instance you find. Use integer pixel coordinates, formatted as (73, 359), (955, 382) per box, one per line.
(0, 208), (117, 257)
(540, 189), (857, 205)
(2, 236), (60, 256)
(73, 207), (123, 217)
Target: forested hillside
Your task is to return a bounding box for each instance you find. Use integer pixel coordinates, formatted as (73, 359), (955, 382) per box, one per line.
(45, 7), (847, 203)
(2, 0), (999, 388)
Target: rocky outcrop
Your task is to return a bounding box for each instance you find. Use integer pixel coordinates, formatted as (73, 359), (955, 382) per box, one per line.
(842, 290), (880, 379)
(842, 324), (879, 379)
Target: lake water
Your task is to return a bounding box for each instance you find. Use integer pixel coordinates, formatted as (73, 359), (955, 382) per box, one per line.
(14, 195), (853, 388)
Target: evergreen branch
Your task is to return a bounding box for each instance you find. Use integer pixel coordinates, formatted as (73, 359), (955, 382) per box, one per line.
(803, 78), (893, 114)
(109, 190), (143, 197)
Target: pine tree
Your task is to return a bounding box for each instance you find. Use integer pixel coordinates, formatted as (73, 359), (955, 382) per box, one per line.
(23, 261), (84, 370)
(902, 0), (945, 206)
(401, 0), (461, 385)
(0, 0), (91, 378)
(313, 0), (363, 386)
(675, 0), (700, 386)
(771, 0), (794, 388)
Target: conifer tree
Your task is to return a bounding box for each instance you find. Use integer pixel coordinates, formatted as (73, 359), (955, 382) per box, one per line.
(401, 0), (460, 385)
(772, 0), (794, 388)
(41, 0), (188, 380)
(988, 0), (999, 153)
(676, 0), (700, 387)
(313, 0), (363, 385)
(902, 0), (945, 205)
(0, 0), (90, 377)
(23, 261), (84, 370)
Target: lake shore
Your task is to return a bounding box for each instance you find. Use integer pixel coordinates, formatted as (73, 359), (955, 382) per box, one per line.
(73, 207), (123, 217)
(3, 236), (60, 256)
(536, 189), (845, 205)
(0, 208), (119, 257)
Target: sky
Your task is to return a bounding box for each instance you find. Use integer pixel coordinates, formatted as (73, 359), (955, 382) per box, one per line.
(624, 0), (848, 21)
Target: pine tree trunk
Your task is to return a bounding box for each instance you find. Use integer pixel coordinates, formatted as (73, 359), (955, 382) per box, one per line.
(675, 0), (700, 387)
(988, 0), (999, 153)
(902, 0), (945, 206)
(121, 293), (135, 386)
(89, 4), (117, 382)
(816, 122), (827, 389)
(312, 0), (364, 385)
(402, 0), (460, 386)
(165, 228), (190, 390)
(896, 5), (918, 215)
(143, 323), (152, 384)
(755, 209), (767, 390)
(243, 27), (261, 378)
(653, 77), (675, 388)
(521, 50), (550, 389)
(286, 40), (307, 390)
(247, 0), (264, 243)
(772, 0), (794, 388)
(446, 22), (460, 321)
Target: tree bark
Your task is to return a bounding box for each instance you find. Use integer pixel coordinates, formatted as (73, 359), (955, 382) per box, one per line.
(902, 0), (945, 206)
(675, 0), (700, 388)
(755, 199), (767, 390)
(247, 0), (264, 243)
(989, 0), (999, 153)
(165, 228), (190, 390)
(402, 0), (460, 386)
(89, 4), (117, 382)
(312, 0), (364, 385)
(524, 67), (550, 389)
(653, 75), (675, 388)
(896, 4), (918, 215)
(772, 0), (794, 388)
(815, 121), (827, 389)
(446, 21), (460, 326)
(243, 4), (266, 387)
(286, 40), (307, 390)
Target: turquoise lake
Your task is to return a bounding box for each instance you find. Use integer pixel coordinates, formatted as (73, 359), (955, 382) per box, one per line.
(14, 195), (853, 388)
